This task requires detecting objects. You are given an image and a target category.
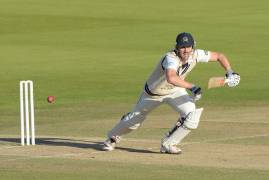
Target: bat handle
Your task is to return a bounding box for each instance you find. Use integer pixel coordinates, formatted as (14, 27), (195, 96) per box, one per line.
(224, 78), (230, 84)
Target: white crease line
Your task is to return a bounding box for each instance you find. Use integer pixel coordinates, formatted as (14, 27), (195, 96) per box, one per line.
(182, 134), (269, 145)
(114, 134), (269, 152)
(201, 120), (269, 124)
(0, 134), (268, 153)
(0, 134), (268, 159)
(121, 134), (269, 144)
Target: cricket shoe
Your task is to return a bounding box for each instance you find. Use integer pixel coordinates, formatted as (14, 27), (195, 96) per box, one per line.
(160, 144), (182, 154)
(102, 136), (120, 151)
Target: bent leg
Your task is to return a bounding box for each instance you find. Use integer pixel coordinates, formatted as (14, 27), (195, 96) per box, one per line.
(161, 90), (203, 153)
(107, 92), (162, 141)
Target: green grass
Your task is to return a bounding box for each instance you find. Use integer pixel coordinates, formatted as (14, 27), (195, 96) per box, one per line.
(0, 0), (268, 108)
(0, 157), (269, 180)
(0, 0), (269, 179)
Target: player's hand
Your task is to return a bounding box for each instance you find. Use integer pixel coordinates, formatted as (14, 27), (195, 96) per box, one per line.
(189, 85), (202, 101)
(225, 70), (240, 87)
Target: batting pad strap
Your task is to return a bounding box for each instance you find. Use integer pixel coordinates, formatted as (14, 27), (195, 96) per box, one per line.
(183, 108), (203, 129)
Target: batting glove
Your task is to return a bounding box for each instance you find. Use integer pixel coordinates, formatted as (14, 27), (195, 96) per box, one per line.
(189, 85), (202, 101)
(225, 70), (240, 87)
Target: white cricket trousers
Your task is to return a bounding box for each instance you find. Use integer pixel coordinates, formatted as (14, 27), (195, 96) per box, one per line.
(108, 88), (196, 139)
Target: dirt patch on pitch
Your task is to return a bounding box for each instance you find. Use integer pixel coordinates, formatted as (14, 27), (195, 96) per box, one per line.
(0, 136), (268, 170)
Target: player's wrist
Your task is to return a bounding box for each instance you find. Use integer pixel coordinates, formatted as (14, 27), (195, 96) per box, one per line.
(188, 84), (195, 91)
(189, 85), (202, 94)
(226, 69), (234, 77)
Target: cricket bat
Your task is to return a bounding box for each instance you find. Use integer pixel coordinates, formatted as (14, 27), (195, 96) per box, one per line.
(208, 77), (229, 89)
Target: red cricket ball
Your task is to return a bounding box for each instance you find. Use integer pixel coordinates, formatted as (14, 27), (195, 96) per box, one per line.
(47, 96), (55, 103)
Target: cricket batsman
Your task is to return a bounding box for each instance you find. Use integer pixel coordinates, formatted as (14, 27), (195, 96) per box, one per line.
(102, 32), (240, 154)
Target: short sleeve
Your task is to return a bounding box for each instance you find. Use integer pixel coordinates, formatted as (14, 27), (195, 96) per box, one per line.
(162, 55), (179, 71)
(196, 49), (211, 62)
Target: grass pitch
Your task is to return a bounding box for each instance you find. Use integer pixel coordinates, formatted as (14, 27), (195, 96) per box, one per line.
(0, 0), (269, 179)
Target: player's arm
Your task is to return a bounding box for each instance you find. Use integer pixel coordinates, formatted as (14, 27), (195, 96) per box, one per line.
(163, 56), (202, 98)
(209, 51), (232, 71)
(166, 69), (193, 89)
(166, 69), (202, 99)
(163, 56), (193, 89)
(208, 51), (240, 87)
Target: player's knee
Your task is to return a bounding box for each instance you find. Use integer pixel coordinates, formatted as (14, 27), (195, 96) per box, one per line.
(183, 108), (203, 129)
(187, 103), (196, 113)
(121, 111), (145, 129)
(180, 102), (196, 117)
(128, 123), (141, 130)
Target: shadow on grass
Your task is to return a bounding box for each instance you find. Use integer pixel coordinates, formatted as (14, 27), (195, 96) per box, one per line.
(0, 137), (102, 151)
(116, 147), (159, 154)
(0, 137), (159, 154)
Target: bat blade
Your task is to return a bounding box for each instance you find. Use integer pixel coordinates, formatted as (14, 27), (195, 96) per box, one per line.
(208, 77), (227, 89)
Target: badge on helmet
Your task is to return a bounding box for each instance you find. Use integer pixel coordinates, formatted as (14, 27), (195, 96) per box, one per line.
(176, 32), (195, 48)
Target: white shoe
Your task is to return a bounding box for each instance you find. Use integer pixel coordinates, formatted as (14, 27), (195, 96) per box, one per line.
(160, 144), (182, 154)
(102, 137), (118, 151)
